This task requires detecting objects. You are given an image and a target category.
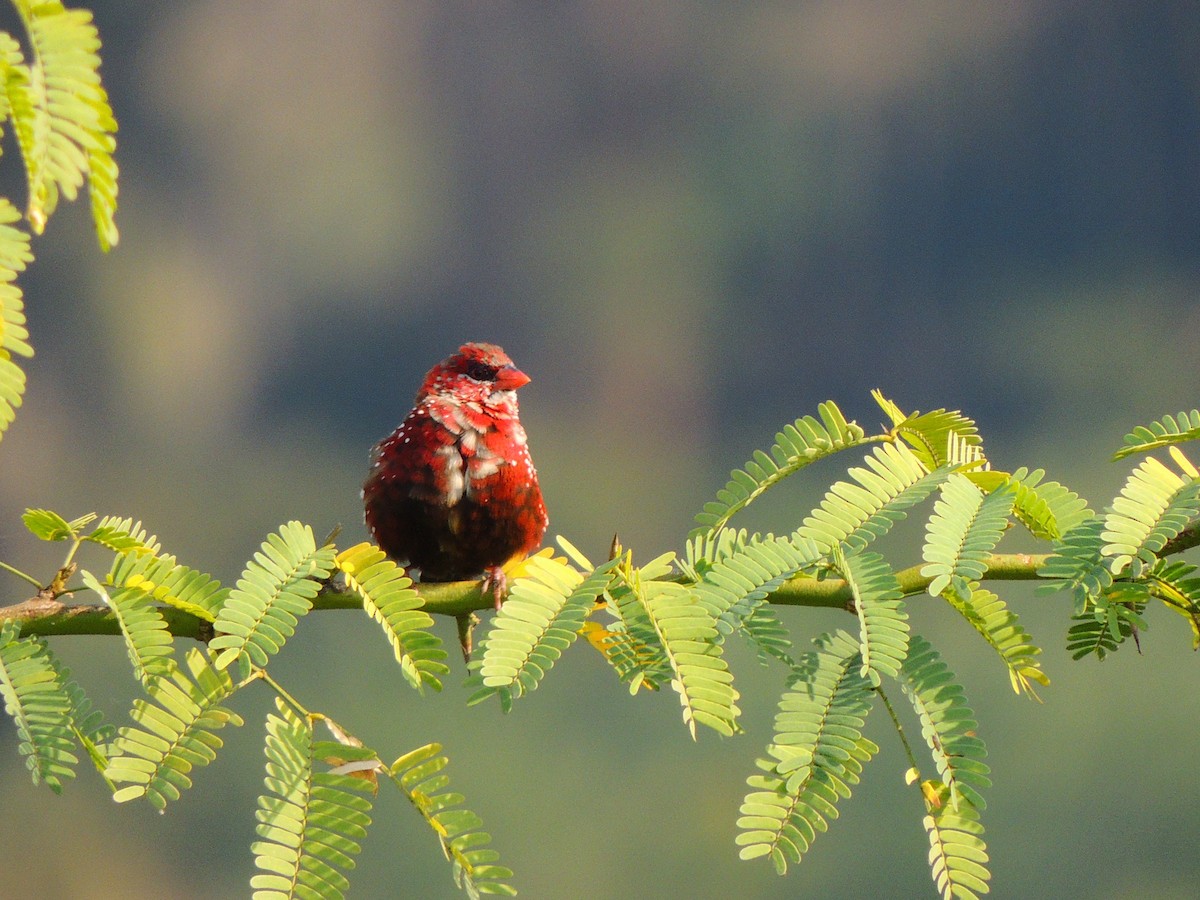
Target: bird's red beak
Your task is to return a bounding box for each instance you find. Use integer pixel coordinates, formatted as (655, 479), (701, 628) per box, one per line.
(493, 365), (531, 391)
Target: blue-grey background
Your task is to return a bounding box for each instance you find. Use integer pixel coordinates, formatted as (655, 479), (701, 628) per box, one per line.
(1, 3), (1199, 897)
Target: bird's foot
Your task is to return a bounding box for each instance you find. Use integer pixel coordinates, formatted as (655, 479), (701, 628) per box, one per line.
(482, 566), (507, 611)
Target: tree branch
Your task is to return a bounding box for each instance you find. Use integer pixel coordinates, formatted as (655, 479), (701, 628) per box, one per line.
(0, 552), (1056, 640)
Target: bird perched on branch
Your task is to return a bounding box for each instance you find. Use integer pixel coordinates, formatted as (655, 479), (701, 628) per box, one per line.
(363, 342), (548, 609)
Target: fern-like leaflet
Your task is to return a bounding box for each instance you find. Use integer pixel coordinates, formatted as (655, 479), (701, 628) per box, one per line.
(874, 392), (983, 470)
(1146, 559), (1200, 648)
(210, 522), (336, 679)
(692, 401), (865, 537)
(971, 467), (1093, 541)
(639, 578), (740, 737)
(691, 534), (820, 636)
(923, 781), (990, 900)
(0, 621), (78, 791)
(335, 542), (448, 693)
(921, 475), (1016, 601)
(835, 548), (907, 686)
(1101, 455), (1200, 580)
(390, 742), (516, 899)
(1114, 409), (1200, 461)
(106, 648), (243, 809)
(1039, 518), (1111, 615)
(252, 700), (376, 900)
(0, 198), (31, 441)
(85, 514), (160, 555)
(796, 442), (950, 554)
(108, 550), (228, 623)
(737, 630), (876, 874)
(470, 555), (616, 704)
(900, 636), (991, 810)
(1066, 586), (1148, 661)
(942, 584), (1047, 698)
(82, 569), (174, 682)
(10, 0), (119, 245)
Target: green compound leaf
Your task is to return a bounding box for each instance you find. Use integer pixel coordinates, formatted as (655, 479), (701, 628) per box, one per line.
(923, 782), (991, 900)
(471, 555), (617, 705)
(737, 630), (877, 874)
(971, 467), (1092, 541)
(0, 621), (79, 792)
(21, 507), (78, 541)
(85, 515), (160, 556)
(692, 402), (865, 537)
(105, 648), (243, 810)
(1101, 455), (1200, 580)
(941, 584), (1047, 698)
(641, 579), (740, 738)
(1039, 519), (1111, 616)
(251, 699), (376, 900)
(1066, 586), (1148, 661)
(834, 548), (907, 686)
(336, 542), (448, 693)
(900, 636), (991, 810)
(874, 392), (983, 471)
(921, 475), (1016, 600)
(691, 534), (821, 637)
(796, 442), (950, 554)
(1114, 409), (1200, 461)
(82, 569), (174, 683)
(10, 0), (119, 247)
(390, 743), (516, 899)
(210, 522), (336, 679)
(0, 200), (31, 442)
(580, 567), (673, 696)
(108, 550), (228, 623)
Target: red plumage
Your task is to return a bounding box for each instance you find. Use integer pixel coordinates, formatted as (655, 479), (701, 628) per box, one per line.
(363, 343), (548, 607)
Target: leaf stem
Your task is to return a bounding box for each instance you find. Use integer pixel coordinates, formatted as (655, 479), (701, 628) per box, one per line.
(0, 559), (42, 588)
(876, 684), (921, 778)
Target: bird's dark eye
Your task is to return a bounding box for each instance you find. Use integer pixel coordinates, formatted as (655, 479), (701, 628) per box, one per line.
(465, 360), (499, 382)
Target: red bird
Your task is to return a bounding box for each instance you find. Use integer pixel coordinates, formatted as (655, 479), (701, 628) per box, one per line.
(363, 343), (548, 608)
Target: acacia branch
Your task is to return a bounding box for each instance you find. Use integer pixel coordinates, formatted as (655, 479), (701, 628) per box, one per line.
(0, 552), (1055, 640)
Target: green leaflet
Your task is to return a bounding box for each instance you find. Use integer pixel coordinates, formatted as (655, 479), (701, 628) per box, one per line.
(737, 630), (876, 874)
(106, 648), (243, 810)
(923, 782), (990, 900)
(210, 522), (336, 679)
(641, 579), (740, 738)
(1039, 518), (1111, 615)
(970, 466), (1092, 541)
(390, 743), (516, 899)
(874, 392), (984, 471)
(1147, 560), (1200, 649)
(692, 401), (865, 537)
(470, 555), (617, 704)
(691, 534), (820, 637)
(1066, 586), (1148, 661)
(796, 442), (950, 554)
(0, 621), (78, 792)
(335, 542), (448, 693)
(942, 584), (1047, 698)
(585, 566), (673, 695)
(82, 569), (174, 683)
(86, 515), (160, 556)
(835, 548), (908, 686)
(108, 550), (228, 623)
(1101, 455), (1200, 580)
(921, 474), (1016, 600)
(1114, 409), (1200, 461)
(9, 0), (119, 246)
(251, 700), (376, 900)
(0, 198), (30, 443)
(900, 636), (991, 811)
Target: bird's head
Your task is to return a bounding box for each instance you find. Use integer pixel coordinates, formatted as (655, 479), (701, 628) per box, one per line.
(417, 342), (531, 409)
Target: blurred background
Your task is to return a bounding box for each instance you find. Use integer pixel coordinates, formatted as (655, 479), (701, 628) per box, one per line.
(1, 2), (1199, 897)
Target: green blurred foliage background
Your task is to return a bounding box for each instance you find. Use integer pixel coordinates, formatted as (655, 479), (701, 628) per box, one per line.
(2, 3), (1200, 897)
